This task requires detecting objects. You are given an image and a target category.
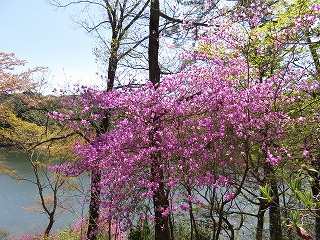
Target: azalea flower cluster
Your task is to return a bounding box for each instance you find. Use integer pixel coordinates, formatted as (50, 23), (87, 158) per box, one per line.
(49, 11), (319, 231)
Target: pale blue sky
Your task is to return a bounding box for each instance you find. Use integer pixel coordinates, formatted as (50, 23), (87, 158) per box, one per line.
(0, 0), (103, 90)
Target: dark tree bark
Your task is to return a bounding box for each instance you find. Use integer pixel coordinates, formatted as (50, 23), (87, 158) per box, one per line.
(264, 162), (282, 240)
(86, 16), (119, 240)
(306, 26), (320, 240)
(256, 197), (268, 240)
(86, 48), (115, 239)
(309, 155), (320, 240)
(149, 0), (160, 87)
(84, 1), (149, 238)
(148, 1), (171, 239)
(151, 162), (171, 240)
(45, 213), (55, 237)
(87, 171), (102, 239)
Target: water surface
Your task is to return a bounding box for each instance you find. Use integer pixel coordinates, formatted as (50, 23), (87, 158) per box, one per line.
(0, 150), (88, 237)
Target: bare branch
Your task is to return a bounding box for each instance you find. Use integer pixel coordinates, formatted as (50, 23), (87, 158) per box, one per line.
(159, 11), (209, 27)
(118, 35), (149, 60)
(119, 0), (150, 40)
(50, 0), (105, 9)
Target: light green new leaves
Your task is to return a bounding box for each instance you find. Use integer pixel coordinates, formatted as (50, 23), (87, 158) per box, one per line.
(259, 184), (273, 202)
(289, 179), (314, 206)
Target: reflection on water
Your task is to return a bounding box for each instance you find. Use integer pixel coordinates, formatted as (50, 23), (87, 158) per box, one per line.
(0, 150), (88, 237)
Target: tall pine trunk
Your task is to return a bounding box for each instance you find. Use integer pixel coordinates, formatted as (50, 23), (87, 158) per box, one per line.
(149, 0), (171, 239)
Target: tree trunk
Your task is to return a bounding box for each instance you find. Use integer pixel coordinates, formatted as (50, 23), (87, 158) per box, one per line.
(87, 172), (102, 240)
(152, 167), (170, 240)
(45, 213), (55, 237)
(31, 156), (59, 238)
(149, 125), (171, 240)
(149, 0), (160, 87)
(256, 198), (267, 240)
(315, 208), (320, 240)
(87, 39), (118, 240)
(187, 186), (200, 240)
(265, 162), (282, 240)
(310, 154), (320, 240)
(148, 0), (171, 239)
(86, 15), (119, 236)
(306, 26), (320, 239)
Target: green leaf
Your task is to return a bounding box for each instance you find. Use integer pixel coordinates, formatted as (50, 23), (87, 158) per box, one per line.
(259, 185), (272, 202)
(304, 191), (313, 206)
(290, 211), (300, 225)
(289, 179), (302, 192)
(295, 191), (303, 202)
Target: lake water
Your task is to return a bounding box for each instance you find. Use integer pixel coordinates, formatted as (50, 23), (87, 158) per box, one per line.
(0, 150), (88, 238)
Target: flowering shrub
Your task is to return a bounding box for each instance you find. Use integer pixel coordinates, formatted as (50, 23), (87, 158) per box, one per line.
(47, 1), (320, 238)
